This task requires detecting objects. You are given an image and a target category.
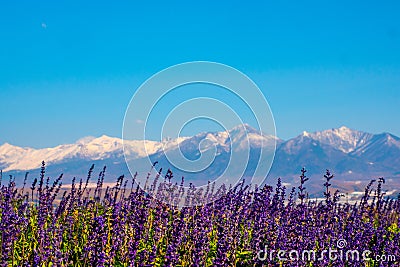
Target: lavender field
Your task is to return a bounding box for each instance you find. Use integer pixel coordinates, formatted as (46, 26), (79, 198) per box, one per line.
(0, 162), (398, 266)
(2, 0), (400, 266)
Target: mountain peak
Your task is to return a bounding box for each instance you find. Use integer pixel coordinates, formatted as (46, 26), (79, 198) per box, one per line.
(305, 126), (373, 153)
(229, 123), (261, 135)
(374, 132), (400, 146)
(75, 136), (96, 145)
(92, 135), (122, 143)
(0, 142), (12, 148)
(334, 125), (360, 134)
(337, 125), (351, 131)
(75, 135), (119, 144)
(0, 142), (26, 151)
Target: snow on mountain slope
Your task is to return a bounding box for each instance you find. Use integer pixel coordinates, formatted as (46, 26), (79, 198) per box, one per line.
(351, 133), (400, 167)
(0, 143), (34, 170)
(0, 124), (277, 172)
(0, 136), (163, 171)
(272, 133), (349, 177)
(227, 124), (280, 151)
(2, 125), (400, 182)
(303, 126), (373, 153)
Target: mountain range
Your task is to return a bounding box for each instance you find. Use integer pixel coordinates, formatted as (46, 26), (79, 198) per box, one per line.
(1, 125), (399, 195)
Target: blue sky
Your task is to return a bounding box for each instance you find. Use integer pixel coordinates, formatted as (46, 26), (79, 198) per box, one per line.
(0, 1), (399, 148)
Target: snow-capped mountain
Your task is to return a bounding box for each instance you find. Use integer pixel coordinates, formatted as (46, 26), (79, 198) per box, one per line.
(1, 125), (399, 190)
(351, 132), (400, 168)
(302, 126), (373, 153)
(0, 124), (277, 173)
(269, 126), (400, 183)
(146, 124), (279, 181)
(1, 136), (140, 171)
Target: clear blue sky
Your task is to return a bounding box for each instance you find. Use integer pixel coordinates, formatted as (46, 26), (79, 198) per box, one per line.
(0, 1), (399, 148)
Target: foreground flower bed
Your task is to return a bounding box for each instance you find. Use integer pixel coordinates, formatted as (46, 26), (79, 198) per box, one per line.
(0, 163), (399, 266)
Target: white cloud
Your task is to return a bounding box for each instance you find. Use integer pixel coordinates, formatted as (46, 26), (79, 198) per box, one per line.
(135, 119), (144, 124)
